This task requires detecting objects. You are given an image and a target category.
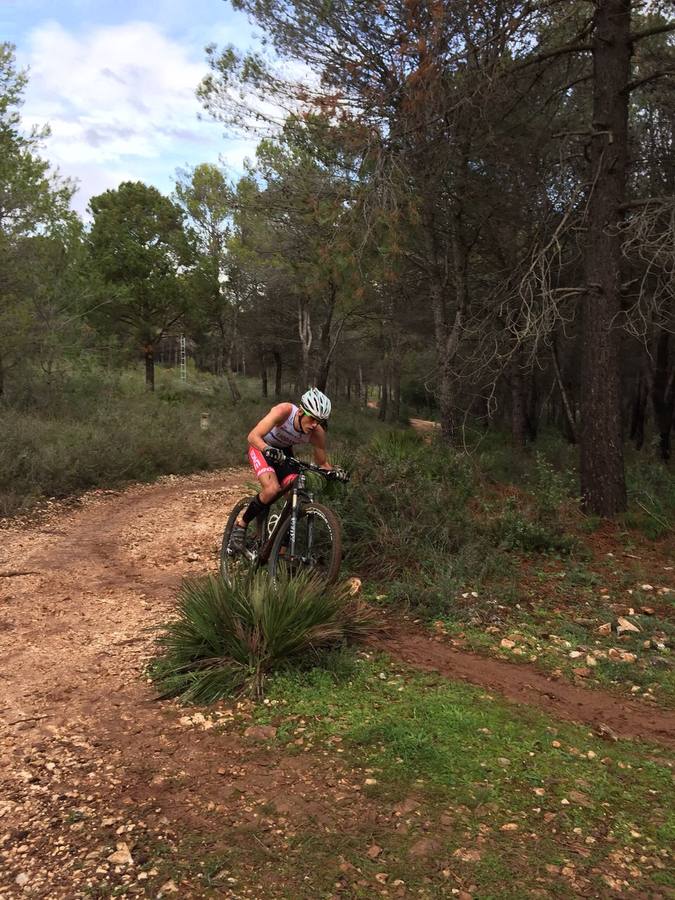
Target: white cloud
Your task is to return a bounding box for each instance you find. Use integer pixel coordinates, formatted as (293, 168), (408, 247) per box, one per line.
(18, 19), (257, 211)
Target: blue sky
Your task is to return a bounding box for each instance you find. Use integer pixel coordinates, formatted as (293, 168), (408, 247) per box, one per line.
(3, 0), (261, 215)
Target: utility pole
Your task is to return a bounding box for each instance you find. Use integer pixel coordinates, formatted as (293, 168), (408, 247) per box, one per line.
(179, 334), (187, 383)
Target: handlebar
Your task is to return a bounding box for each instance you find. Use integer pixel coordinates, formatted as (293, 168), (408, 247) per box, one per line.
(285, 456), (350, 483)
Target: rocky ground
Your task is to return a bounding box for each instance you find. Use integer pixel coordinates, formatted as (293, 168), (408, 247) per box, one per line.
(1, 469), (673, 898)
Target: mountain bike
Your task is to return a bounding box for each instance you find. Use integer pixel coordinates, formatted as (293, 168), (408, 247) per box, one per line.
(220, 456), (348, 585)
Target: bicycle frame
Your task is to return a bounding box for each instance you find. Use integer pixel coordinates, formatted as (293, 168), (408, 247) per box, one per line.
(245, 457), (329, 566)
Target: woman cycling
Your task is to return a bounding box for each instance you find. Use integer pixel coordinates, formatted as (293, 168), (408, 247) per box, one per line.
(228, 387), (345, 552)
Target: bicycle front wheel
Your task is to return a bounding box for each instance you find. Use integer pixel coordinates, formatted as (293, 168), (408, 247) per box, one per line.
(220, 497), (263, 584)
(268, 502), (342, 583)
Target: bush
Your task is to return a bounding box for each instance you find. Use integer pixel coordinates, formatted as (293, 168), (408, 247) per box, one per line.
(491, 496), (575, 554)
(0, 364), (270, 516)
(625, 458), (674, 539)
(149, 571), (381, 702)
(333, 430), (474, 582)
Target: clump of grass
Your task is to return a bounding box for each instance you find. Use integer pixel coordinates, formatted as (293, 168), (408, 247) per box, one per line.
(149, 571), (381, 702)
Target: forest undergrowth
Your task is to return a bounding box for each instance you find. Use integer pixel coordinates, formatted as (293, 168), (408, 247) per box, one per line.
(332, 429), (675, 708)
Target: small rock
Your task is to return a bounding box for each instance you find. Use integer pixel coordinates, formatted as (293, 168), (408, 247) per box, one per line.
(500, 823), (519, 831)
(596, 723), (619, 742)
(453, 848), (482, 863)
(243, 725), (277, 741)
(187, 552), (199, 562)
(586, 655), (597, 667)
(346, 577), (362, 596)
(573, 667), (591, 678)
(15, 873), (29, 887)
(640, 607), (655, 616)
(569, 790), (592, 807)
(107, 842), (133, 866)
(640, 584), (654, 591)
(597, 623), (612, 636)
(367, 844), (383, 859)
(617, 617), (641, 635)
(497, 757), (510, 767)
(500, 638), (516, 649)
(569, 650), (582, 659)
(364, 777), (378, 785)
(159, 880), (179, 895)
(409, 838), (439, 857)
(375, 873), (389, 884)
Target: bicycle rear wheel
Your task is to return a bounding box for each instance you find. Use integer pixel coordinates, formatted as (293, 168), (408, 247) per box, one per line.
(267, 502), (342, 583)
(220, 497), (264, 584)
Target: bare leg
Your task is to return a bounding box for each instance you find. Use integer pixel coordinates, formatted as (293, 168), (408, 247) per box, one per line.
(236, 471), (281, 527)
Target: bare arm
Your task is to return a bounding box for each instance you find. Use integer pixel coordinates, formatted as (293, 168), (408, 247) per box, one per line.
(248, 403), (293, 452)
(310, 426), (330, 469)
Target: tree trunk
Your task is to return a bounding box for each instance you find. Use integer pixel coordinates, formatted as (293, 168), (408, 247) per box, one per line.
(510, 357), (527, 449)
(630, 369), (648, 451)
(551, 339), (577, 444)
(144, 343), (155, 392)
(298, 300), (312, 389)
(378, 378), (388, 421)
(259, 347), (268, 398)
(526, 369), (539, 441)
(391, 364), (401, 422)
(223, 318), (241, 404)
(579, 0), (629, 515)
(438, 364), (455, 442)
(315, 282), (337, 391)
(651, 329), (675, 462)
(273, 349), (283, 397)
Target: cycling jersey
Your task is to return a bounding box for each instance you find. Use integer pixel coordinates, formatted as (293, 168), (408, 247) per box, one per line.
(262, 404), (312, 449)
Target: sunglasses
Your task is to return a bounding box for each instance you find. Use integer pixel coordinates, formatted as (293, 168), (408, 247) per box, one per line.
(300, 409), (327, 428)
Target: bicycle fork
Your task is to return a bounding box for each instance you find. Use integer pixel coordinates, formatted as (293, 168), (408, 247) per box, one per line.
(289, 475), (313, 563)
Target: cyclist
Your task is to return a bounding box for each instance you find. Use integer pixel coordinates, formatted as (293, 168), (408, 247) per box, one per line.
(228, 387), (345, 552)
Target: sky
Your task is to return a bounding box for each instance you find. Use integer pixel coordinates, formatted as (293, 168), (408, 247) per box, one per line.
(3, 0), (261, 215)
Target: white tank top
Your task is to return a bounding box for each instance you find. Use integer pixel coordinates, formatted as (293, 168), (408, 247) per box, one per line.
(263, 404), (312, 449)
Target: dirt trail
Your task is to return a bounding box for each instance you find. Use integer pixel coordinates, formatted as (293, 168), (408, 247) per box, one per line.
(373, 626), (675, 749)
(1, 469), (674, 896)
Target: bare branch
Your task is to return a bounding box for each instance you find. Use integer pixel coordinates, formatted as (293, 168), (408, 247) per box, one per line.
(625, 68), (675, 92)
(630, 22), (675, 43)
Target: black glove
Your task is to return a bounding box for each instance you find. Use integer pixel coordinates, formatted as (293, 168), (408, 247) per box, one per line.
(263, 445), (285, 465)
(327, 466), (349, 483)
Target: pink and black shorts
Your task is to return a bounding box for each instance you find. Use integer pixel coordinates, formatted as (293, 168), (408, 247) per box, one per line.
(247, 447), (298, 490)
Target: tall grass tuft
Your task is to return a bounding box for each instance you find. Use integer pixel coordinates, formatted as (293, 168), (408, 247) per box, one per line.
(149, 571), (381, 702)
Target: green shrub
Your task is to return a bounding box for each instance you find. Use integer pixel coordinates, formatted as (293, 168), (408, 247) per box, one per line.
(0, 364), (272, 516)
(626, 458), (674, 538)
(149, 571), (381, 702)
(492, 496), (575, 554)
(333, 430), (474, 581)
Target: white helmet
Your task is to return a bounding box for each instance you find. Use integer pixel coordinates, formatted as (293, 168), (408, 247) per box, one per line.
(300, 387), (331, 421)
